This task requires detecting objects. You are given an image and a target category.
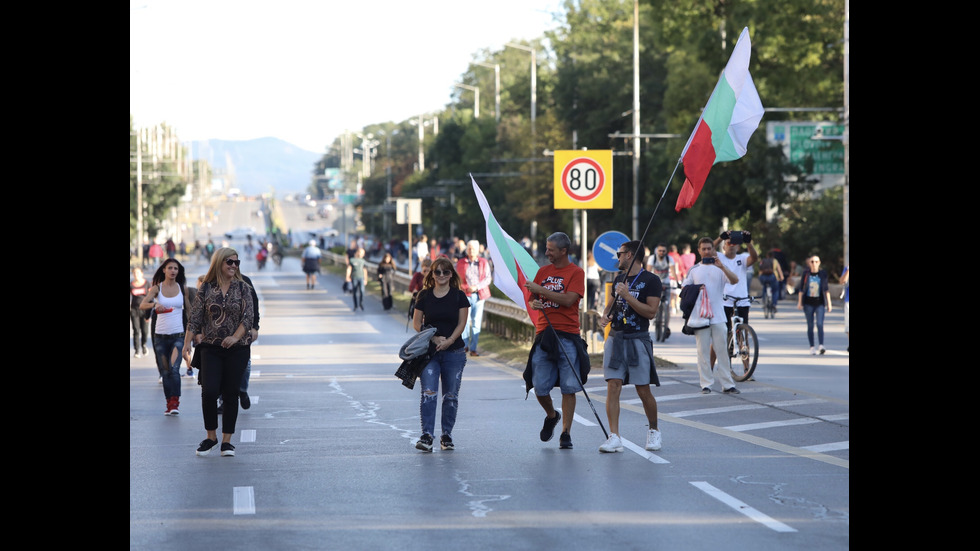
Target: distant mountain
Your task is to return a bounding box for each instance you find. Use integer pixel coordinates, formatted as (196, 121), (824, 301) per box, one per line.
(186, 137), (322, 197)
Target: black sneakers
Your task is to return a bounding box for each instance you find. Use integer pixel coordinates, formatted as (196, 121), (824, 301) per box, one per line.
(221, 442), (236, 457)
(416, 433), (433, 452)
(240, 391), (251, 410)
(723, 387), (741, 395)
(196, 438), (218, 456)
(701, 388), (711, 394)
(559, 431), (573, 449)
(540, 411), (561, 442)
(440, 434), (454, 451)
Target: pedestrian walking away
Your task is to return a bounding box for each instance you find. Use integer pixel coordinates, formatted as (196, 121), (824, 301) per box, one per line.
(301, 240), (322, 289)
(455, 240), (492, 356)
(140, 258), (193, 415)
(522, 232), (590, 450)
(598, 240), (663, 453)
(681, 237), (741, 395)
(182, 247), (254, 457)
(411, 256), (469, 452)
(797, 254), (833, 355)
(130, 267), (150, 358)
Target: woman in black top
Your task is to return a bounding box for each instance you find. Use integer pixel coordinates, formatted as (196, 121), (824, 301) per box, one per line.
(411, 256), (469, 452)
(796, 254), (832, 355)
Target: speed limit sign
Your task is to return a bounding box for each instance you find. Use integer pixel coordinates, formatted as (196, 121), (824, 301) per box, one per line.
(553, 150), (613, 209)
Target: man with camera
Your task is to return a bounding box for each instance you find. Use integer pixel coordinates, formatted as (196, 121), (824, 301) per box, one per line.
(597, 240), (663, 453)
(682, 237), (740, 394)
(710, 230), (758, 371)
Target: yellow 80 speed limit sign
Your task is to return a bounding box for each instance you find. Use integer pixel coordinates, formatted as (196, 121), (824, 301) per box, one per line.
(553, 150), (613, 209)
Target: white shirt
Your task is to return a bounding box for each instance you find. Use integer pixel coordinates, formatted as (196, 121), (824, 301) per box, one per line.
(717, 252), (750, 307)
(683, 263), (730, 325)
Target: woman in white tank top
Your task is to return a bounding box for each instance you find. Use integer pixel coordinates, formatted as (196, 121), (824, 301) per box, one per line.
(141, 258), (192, 416)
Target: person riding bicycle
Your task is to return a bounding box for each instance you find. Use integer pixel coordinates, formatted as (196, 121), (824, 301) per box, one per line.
(711, 230), (758, 369)
(757, 250), (784, 311)
(646, 243), (680, 342)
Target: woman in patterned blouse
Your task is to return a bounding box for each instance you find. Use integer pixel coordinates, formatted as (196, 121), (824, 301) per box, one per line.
(182, 247), (254, 457)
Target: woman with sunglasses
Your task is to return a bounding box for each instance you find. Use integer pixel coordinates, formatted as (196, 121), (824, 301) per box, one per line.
(797, 254), (833, 355)
(411, 257), (469, 452)
(182, 248), (254, 457)
(141, 258), (193, 415)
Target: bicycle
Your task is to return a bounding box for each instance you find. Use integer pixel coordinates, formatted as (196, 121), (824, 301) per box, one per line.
(761, 282), (777, 319)
(721, 295), (759, 382)
(654, 288), (671, 342)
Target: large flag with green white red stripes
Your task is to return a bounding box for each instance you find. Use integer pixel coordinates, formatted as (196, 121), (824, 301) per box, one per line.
(675, 27), (764, 211)
(470, 175), (540, 325)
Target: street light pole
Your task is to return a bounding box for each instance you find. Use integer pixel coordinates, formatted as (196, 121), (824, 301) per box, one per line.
(505, 42), (536, 162)
(454, 83), (480, 119)
(475, 62), (500, 123)
(632, 0), (640, 239)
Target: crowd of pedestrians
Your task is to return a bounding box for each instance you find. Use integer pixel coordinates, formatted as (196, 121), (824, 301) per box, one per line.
(131, 223), (846, 458)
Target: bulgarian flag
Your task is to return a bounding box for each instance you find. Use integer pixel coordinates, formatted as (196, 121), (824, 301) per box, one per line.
(675, 27), (764, 211)
(471, 175), (540, 325)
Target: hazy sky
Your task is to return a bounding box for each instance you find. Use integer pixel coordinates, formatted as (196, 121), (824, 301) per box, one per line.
(130, 0), (565, 153)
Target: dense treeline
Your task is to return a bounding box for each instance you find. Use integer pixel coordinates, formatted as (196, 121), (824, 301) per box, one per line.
(322, 0), (847, 277)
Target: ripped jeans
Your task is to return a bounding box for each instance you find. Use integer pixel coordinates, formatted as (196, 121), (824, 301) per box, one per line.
(418, 348), (467, 437)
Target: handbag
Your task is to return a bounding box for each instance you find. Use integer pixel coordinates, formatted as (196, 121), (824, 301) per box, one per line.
(682, 285), (712, 334)
(343, 280), (351, 294)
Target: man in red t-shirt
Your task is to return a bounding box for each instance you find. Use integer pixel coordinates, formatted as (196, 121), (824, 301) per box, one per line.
(523, 232), (587, 450)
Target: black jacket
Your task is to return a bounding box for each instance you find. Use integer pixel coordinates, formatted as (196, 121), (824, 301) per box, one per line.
(523, 329), (590, 397)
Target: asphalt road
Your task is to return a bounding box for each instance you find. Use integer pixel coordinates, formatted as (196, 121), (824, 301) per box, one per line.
(129, 252), (848, 550)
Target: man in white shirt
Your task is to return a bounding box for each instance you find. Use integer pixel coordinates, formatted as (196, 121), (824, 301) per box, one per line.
(711, 230), (758, 370)
(682, 237), (740, 394)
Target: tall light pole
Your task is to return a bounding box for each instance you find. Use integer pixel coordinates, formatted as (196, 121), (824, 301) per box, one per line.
(475, 61), (500, 123)
(843, 0), (849, 267)
(454, 83), (480, 119)
(505, 42), (536, 161)
(631, 0), (640, 239)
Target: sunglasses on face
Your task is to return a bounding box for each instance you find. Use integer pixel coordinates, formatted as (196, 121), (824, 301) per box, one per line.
(225, 259), (241, 267)
(433, 269), (453, 276)
(616, 251), (629, 257)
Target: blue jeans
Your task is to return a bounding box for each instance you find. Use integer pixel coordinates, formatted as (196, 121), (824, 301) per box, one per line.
(153, 332), (184, 400)
(803, 303), (826, 346)
(758, 274), (780, 302)
(418, 348), (467, 437)
(462, 294), (485, 351)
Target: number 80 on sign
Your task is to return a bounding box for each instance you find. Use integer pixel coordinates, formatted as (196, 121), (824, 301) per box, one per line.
(553, 150), (613, 209)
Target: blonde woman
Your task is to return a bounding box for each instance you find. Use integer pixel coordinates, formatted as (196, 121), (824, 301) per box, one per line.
(411, 256), (469, 452)
(182, 247), (254, 457)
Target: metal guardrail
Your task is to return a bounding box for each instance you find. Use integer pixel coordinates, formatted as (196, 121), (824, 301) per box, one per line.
(319, 250), (608, 351)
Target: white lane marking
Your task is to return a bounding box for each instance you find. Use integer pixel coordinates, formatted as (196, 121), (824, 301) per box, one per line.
(670, 404), (767, 418)
(690, 481), (796, 532)
(240, 430), (256, 443)
(802, 441), (849, 452)
(622, 438), (669, 464)
(233, 486), (255, 515)
(724, 418), (820, 432)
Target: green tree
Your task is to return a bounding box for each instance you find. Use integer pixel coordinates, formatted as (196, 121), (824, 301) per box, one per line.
(130, 117), (189, 250)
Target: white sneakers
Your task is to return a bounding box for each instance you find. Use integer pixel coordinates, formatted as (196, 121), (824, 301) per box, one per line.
(646, 429), (662, 451)
(598, 430), (664, 453)
(809, 346), (816, 355)
(598, 433), (624, 453)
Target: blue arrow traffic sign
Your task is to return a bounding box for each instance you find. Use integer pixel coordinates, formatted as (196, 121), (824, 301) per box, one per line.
(592, 231), (630, 272)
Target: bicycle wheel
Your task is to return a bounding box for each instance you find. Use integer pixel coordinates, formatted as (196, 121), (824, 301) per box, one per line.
(730, 323), (759, 382)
